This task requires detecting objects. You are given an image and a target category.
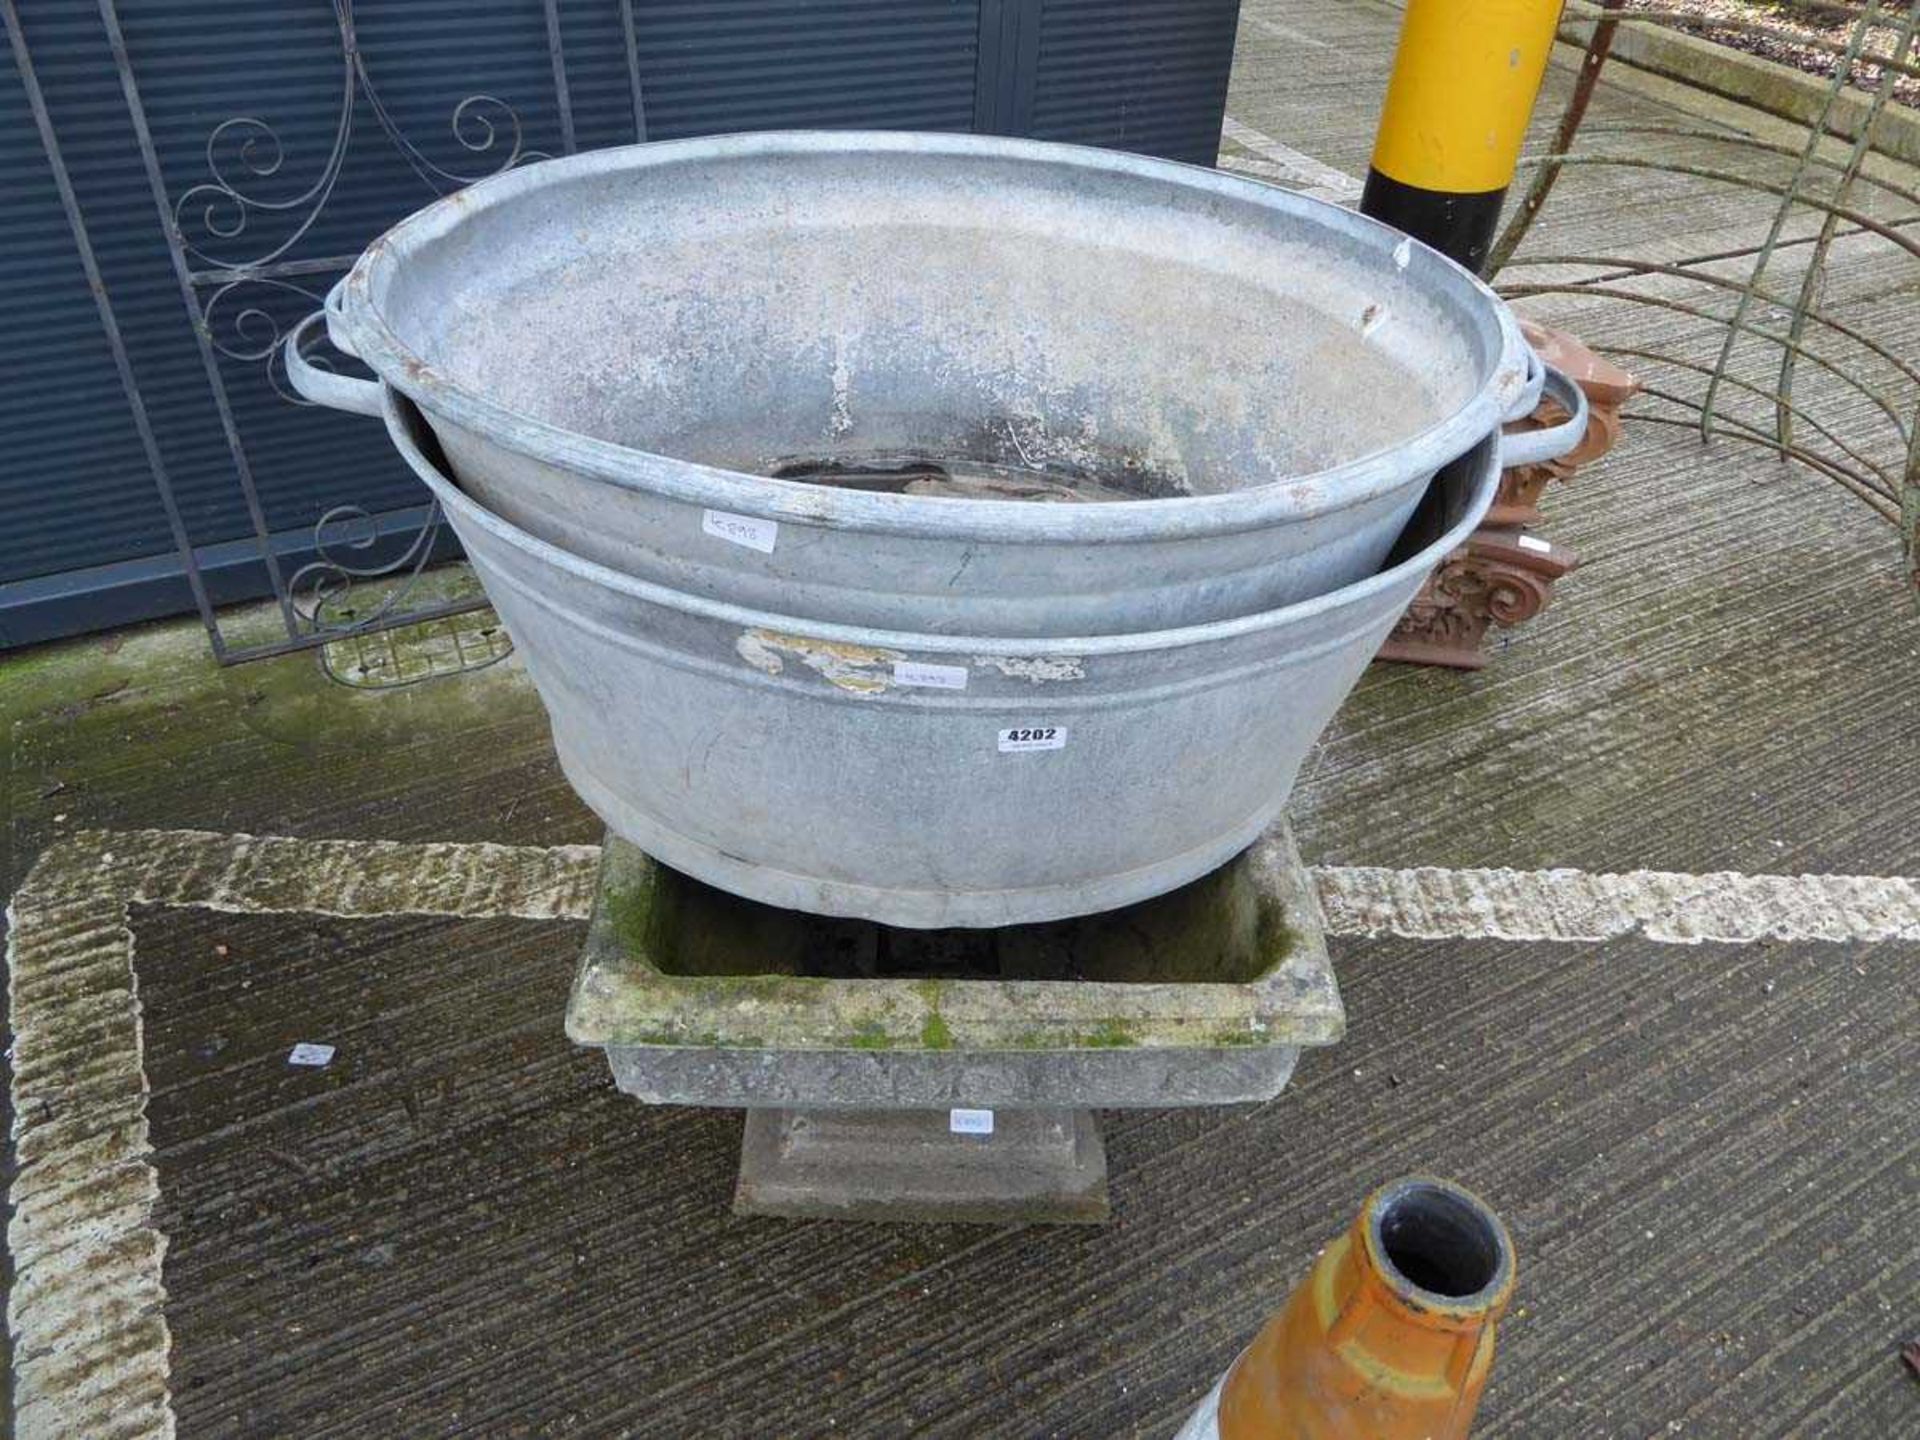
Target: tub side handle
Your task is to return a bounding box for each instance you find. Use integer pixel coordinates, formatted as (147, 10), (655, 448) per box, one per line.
(284, 308), (383, 418)
(323, 277), (361, 358)
(1497, 364), (1587, 471)
(1501, 343), (1547, 423)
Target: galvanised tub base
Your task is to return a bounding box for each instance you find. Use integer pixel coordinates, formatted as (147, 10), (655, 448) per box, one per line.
(566, 819), (1341, 1223)
(371, 389), (1509, 930)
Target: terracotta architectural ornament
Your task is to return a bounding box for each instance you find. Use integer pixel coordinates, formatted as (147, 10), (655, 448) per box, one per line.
(1377, 528), (1576, 670)
(1379, 323), (1637, 669)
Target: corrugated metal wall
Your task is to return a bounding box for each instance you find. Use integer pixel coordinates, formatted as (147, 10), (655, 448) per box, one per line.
(1, 0), (1240, 650)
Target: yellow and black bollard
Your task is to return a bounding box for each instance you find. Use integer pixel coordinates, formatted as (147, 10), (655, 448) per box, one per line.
(1360, 0), (1565, 275)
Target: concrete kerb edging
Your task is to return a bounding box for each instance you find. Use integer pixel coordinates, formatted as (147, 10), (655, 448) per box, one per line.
(1555, 0), (1920, 169)
(1362, 0), (1920, 169)
(10, 828), (1920, 1439)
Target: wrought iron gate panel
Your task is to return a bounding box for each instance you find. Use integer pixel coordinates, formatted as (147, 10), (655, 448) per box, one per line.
(1, 0), (1241, 659)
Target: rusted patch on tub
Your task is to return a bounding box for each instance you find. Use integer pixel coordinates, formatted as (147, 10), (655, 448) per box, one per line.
(973, 655), (1085, 684)
(736, 630), (904, 696)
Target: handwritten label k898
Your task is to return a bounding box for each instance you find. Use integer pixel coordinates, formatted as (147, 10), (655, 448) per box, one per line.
(893, 661), (968, 690)
(702, 509), (778, 554)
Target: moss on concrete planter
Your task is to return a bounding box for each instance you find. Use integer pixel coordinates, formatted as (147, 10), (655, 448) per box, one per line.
(565, 821), (1343, 1111)
(569, 824), (1340, 1054)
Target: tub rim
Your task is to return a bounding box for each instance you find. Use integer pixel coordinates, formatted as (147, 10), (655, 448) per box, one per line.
(336, 129), (1532, 547)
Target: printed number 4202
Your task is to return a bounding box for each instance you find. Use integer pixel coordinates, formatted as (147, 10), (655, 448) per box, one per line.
(998, 726), (1067, 753)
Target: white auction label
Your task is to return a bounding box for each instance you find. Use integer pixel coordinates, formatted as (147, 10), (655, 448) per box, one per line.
(287, 1042), (335, 1068)
(1516, 534), (1552, 555)
(702, 509), (778, 554)
(893, 660), (968, 690)
(949, 1108), (995, 1136)
(998, 725), (1067, 753)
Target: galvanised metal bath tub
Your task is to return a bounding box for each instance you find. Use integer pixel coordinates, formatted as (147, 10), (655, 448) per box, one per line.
(363, 390), (1501, 928)
(294, 131), (1580, 638)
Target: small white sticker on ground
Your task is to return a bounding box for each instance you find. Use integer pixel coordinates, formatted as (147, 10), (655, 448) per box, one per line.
(893, 661), (968, 690)
(950, 1108), (995, 1136)
(702, 509), (778, 554)
(288, 1042), (336, 1067)
(999, 726), (1067, 753)
(1517, 534), (1552, 555)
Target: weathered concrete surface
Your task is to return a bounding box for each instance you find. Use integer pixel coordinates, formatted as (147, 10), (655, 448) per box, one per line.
(3, 1), (1920, 1434)
(1318, 863), (1920, 945)
(25, 864), (1909, 1437)
(2, 830), (598, 1439)
(0, 616), (592, 1440)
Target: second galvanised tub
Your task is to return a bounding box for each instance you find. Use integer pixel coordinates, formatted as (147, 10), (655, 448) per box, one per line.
(298, 132), (1581, 638)
(368, 389), (1501, 928)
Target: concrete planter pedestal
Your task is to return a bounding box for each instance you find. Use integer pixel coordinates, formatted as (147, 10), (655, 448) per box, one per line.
(567, 822), (1341, 1223)
(736, 1107), (1111, 1225)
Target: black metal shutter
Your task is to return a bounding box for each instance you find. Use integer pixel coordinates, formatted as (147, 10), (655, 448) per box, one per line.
(1027, 0), (1241, 163)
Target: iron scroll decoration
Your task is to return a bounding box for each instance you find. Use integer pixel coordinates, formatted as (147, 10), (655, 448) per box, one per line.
(175, 0), (551, 647)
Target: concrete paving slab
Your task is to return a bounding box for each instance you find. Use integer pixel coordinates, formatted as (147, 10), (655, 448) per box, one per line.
(7, 830), (1918, 1436)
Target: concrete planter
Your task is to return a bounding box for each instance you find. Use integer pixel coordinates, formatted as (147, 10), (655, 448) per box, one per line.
(567, 822), (1342, 1222)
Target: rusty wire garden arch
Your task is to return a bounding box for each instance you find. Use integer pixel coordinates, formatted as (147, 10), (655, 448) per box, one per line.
(1489, 0), (1920, 590)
